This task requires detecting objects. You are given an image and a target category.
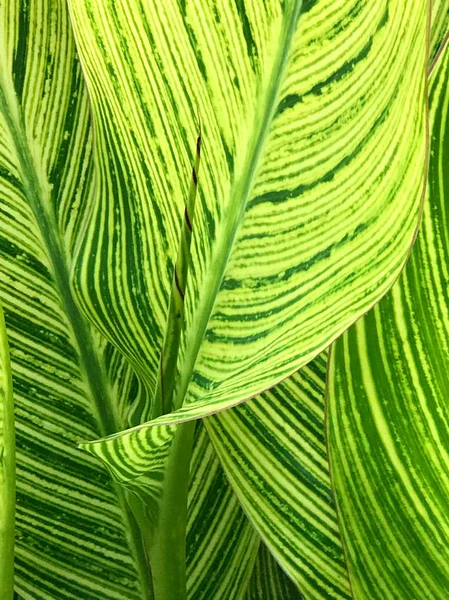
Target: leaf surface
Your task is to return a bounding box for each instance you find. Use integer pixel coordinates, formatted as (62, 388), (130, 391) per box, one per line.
(245, 543), (303, 600)
(430, 0), (449, 69)
(0, 2), (148, 597)
(0, 0), (439, 597)
(69, 0), (429, 419)
(187, 423), (259, 599)
(206, 354), (351, 600)
(328, 42), (449, 599)
(0, 301), (14, 599)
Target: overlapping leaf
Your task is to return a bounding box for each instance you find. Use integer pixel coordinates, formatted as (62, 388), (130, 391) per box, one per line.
(1, 1), (446, 599)
(0, 2), (309, 597)
(245, 543), (302, 600)
(186, 423), (259, 599)
(0, 2), (149, 597)
(430, 0), (449, 69)
(77, 7), (449, 600)
(207, 354), (351, 600)
(69, 0), (428, 423)
(328, 41), (449, 599)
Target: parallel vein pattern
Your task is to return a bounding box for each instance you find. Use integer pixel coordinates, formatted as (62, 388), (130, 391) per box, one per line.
(245, 543), (302, 600)
(69, 0), (429, 423)
(186, 423), (260, 600)
(207, 354), (351, 600)
(1, 0), (442, 597)
(430, 0), (449, 70)
(0, 1), (143, 597)
(328, 43), (449, 600)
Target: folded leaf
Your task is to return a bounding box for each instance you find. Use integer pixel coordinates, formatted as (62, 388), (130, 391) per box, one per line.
(0, 301), (14, 599)
(69, 0), (429, 419)
(327, 42), (449, 599)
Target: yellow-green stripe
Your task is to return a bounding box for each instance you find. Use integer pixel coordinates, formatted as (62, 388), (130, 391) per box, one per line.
(327, 41), (449, 599)
(69, 0), (429, 426)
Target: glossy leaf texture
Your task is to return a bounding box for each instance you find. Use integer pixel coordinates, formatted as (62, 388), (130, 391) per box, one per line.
(328, 41), (449, 599)
(0, 2), (149, 597)
(0, 301), (15, 599)
(69, 0), (429, 423)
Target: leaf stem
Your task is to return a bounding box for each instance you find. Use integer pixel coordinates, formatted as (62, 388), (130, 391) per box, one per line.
(116, 490), (155, 600)
(147, 421), (195, 600)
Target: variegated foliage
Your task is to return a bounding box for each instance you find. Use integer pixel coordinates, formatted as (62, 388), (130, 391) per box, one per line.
(0, 301), (14, 599)
(328, 31), (449, 600)
(0, 1), (448, 599)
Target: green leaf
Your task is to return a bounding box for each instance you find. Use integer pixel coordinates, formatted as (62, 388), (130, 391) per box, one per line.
(187, 422), (259, 599)
(0, 0), (441, 597)
(327, 42), (449, 598)
(0, 2), (151, 597)
(75, 7), (432, 594)
(0, 300), (14, 600)
(0, 4), (264, 594)
(69, 0), (429, 421)
(206, 354), (351, 600)
(245, 543), (302, 600)
(430, 0), (449, 70)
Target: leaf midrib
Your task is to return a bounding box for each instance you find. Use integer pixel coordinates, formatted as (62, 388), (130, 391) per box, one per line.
(174, 1), (304, 409)
(0, 79), (153, 600)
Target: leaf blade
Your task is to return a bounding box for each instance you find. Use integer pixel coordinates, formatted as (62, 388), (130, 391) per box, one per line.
(206, 355), (351, 600)
(245, 543), (303, 600)
(187, 423), (260, 599)
(0, 1), (148, 596)
(327, 41), (449, 599)
(430, 0), (449, 70)
(69, 0), (429, 418)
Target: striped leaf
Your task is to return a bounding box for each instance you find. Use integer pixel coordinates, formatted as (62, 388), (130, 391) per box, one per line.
(78, 7), (449, 596)
(68, 0), (429, 423)
(0, 2), (300, 597)
(327, 40), (449, 598)
(245, 543), (302, 600)
(187, 422), (259, 599)
(0, 301), (14, 599)
(206, 354), (351, 600)
(430, 0), (449, 69)
(0, 2), (151, 597)
(79, 359), (341, 598)
(203, 18), (449, 591)
(0, 1), (444, 599)
(195, 12), (449, 598)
